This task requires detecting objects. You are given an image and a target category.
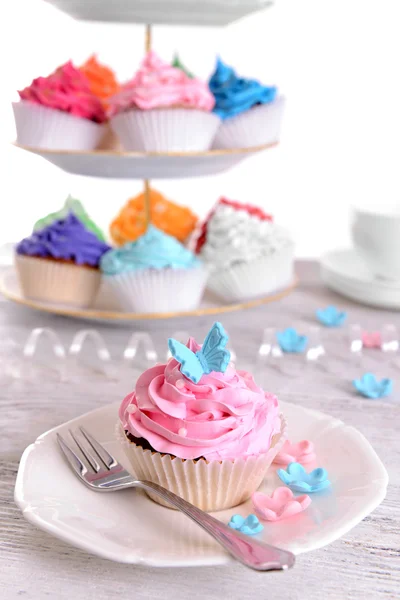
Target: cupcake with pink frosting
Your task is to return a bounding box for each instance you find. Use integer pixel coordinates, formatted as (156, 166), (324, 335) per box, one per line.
(13, 61), (107, 150)
(117, 322), (286, 511)
(108, 51), (220, 152)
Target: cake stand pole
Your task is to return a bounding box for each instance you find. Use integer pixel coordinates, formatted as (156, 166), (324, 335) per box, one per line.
(144, 179), (151, 227)
(145, 25), (152, 52)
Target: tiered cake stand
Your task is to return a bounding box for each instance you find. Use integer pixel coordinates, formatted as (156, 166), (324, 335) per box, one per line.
(2, 1), (297, 323)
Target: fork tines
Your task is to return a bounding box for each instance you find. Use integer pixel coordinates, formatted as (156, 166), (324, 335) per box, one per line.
(57, 426), (117, 478)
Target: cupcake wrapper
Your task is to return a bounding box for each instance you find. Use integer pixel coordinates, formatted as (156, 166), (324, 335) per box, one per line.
(117, 414), (287, 511)
(212, 97), (285, 150)
(15, 255), (101, 307)
(206, 244), (294, 302)
(104, 267), (208, 313)
(13, 101), (104, 151)
(110, 108), (221, 152)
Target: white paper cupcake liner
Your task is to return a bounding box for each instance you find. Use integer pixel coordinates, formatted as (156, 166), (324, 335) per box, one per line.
(15, 255), (101, 307)
(13, 101), (105, 151)
(206, 243), (294, 302)
(212, 96), (286, 150)
(117, 414), (287, 511)
(103, 266), (208, 313)
(110, 108), (221, 152)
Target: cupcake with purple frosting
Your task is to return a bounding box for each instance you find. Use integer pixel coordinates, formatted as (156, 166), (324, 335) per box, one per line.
(15, 213), (111, 307)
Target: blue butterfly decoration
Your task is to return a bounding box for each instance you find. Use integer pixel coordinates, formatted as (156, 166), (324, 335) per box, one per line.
(168, 322), (231, 384)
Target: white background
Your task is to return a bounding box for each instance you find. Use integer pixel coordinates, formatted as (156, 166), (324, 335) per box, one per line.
(1, 0), (400, 256)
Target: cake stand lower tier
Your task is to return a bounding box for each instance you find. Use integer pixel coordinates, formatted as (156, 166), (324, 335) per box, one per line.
(0, 267), (297, 325)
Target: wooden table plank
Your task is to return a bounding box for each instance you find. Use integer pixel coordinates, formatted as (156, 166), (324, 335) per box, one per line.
(0, 261), (399, 599)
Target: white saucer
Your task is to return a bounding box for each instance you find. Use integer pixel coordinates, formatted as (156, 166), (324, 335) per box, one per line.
(15, 401), (388, 566)
(320, 248), (400, 310)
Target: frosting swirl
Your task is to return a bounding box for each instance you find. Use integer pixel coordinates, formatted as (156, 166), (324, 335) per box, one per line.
(120, 338), (281, 461)
(108, 51), (215, 115)
(196, 199), (291, 269)
(110, 188), (198, 245)
(209, 58), (277, 120)
(16, 212), (111, 267)
(34, 195), (106, 241)
(79, 55), (121, 108)
(18, 61), (106, 123)
(101, 225), (201, 275)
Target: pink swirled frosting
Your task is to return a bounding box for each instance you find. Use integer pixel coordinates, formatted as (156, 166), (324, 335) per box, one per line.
(18, 61), (106, 123)
(119, 338), (281, 461)
(108, 51), (215, 116)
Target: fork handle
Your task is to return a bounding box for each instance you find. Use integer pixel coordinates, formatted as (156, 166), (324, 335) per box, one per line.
(134, 480), (295, 571)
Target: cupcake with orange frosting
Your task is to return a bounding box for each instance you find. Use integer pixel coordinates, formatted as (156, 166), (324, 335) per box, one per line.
(108, 51), (220, 152)
(117, 322), (286, 510)
(110, 188), (198, 245)
(13, 61), (107, 150)
(79, 55), (120, 109)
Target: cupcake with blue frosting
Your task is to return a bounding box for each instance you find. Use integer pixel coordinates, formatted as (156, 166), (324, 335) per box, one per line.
(15, 213), (111, 307)
(209, 58), (285, 149)
(100, 225), (208, 313)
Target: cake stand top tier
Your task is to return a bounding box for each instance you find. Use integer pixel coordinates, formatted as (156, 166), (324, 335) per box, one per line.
(43, 0), (274, 26)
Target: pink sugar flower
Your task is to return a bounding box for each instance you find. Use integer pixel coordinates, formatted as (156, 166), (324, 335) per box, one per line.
(252, 487), (311, 522)
(361, 331), (382, 349)
(273, 439), (316, 466)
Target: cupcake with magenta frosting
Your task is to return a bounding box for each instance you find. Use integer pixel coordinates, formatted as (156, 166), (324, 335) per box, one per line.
(100, 225), (208, 313)
(209, 58), (285, 149)
(13, 61), (107, 150)
(117, 322), (286, 510)
(16, 212), (111, 307)
(107, 51), (219, 152)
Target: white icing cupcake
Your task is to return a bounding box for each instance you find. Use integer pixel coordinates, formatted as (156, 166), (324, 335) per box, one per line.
(194, 198), (294, 302)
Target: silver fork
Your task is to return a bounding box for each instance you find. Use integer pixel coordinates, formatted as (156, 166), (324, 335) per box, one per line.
(57, 427), (295, 572)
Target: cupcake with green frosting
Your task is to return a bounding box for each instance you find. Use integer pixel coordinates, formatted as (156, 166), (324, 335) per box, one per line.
(34, 195), (106, 241)
(100, 225), (208, 313)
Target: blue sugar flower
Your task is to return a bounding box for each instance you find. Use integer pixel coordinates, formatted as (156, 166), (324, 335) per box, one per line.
(352, 373), (393, 399)
(316, 305), (347, 327)
(228, 514), (264, 536)
(276, 328), (308, 353)
(277, 462), (331, 493)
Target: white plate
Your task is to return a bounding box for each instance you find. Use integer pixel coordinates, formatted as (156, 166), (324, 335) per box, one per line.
(14, 142), (277, 180)
(43, 0), (274, 26)
(15, 401), (388, 566)
(320, 248), (400, 310)
(0, 267), (297, 324)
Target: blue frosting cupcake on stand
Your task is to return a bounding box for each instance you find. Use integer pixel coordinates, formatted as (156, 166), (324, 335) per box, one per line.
(100, 225), (208, 314)
(209, 58), (285, 149)
(15, 212), (111, 307)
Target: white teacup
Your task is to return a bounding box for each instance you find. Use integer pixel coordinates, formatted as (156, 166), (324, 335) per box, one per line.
(351, 205), (400, 280)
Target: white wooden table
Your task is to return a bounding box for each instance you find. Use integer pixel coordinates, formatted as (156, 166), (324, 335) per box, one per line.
(1, 261), (399, 600)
